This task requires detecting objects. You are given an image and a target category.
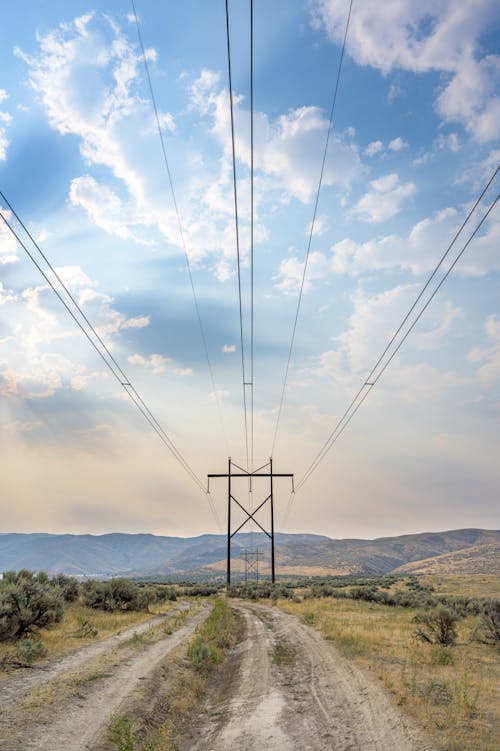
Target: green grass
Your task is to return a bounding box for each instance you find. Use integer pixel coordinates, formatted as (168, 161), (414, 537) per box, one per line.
(187, 598), (235, 670)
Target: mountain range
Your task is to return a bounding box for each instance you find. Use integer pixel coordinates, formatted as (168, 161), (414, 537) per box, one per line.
(0, 528), (498, 579)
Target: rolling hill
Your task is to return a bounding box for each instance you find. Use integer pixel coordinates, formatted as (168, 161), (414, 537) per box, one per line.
(0, 528), (498, 578)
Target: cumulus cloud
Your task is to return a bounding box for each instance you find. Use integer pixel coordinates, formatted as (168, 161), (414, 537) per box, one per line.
(330, 204), (500, 277)
(189, 69), (363, 203)
(0, 264), (150, 400)
(388, 137), (408, 152)
(364, 140), (383, 157)
(69, 176), (153, 245)
(351, 173), (415, 223)
(275, 251), (330, 294)
(128, 352), (192, 376)
(0, 281), (17, 305)
(128, 353), (170, 374)
(222, 344), (236, 353)
(311, 0), (500, 142)
(317, 283), (465, 399)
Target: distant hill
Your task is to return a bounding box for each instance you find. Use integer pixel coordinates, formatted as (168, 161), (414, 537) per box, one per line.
(1, 528), (498, 579)
(393, 542), (500, 575)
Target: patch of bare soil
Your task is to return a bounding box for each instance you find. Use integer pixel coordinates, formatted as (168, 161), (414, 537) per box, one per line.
(0, 604), (209, 751)
(186, 602), (437, 751)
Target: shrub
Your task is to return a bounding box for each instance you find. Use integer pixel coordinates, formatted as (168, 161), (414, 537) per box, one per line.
(188, 636), (217, 669)
(0, 569), (64, 641)
(51, 574), (80, 602)
(16, 638), (47, 663)
(82, 578), (149, 612)
(188, 599), (234, 670)
(414, 606), (460, 645)
(473, 600), (500, 644)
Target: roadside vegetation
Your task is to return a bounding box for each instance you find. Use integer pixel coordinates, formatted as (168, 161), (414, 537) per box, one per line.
(0, 571), (184, 675)
(270, 574), (499, 751)
(107, 598), (241, 751)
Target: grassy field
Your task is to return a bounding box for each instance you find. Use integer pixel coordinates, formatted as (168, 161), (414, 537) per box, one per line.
(277, 575), (499, 751)
(418, 573), (500, 599)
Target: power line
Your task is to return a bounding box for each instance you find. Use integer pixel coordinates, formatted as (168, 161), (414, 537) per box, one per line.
(289, 181), (499, 505)
(271, 0), (354, 457)
(130, 0), (230, 459)
(0, 199), (225, 526)
(225, 0), (250, 470)
(250, 0), (255, 473)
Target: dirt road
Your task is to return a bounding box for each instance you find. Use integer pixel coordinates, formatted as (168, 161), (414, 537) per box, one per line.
(0, 604), (209, 751)
(1, 601), (436, 750)
(187, 603), (435, 751)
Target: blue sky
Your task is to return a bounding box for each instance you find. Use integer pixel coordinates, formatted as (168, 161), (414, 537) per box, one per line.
(0, 0), (499, 540)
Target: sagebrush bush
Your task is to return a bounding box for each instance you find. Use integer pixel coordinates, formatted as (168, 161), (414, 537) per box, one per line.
(0, 570), (64, 641)
(414, 606), (460, 645)
(51, 573), (80, 602)
(473, 600), (500, 644)
(16, 638), (47, 663)
(82, 578), (149, 612)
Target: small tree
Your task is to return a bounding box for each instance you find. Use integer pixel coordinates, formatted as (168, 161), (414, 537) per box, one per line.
(0, 570), (64, 641)
(414, 605), (459, 645)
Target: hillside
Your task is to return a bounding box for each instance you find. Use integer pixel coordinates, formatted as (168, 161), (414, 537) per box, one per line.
(1, 528), (498, 578)
(393, 542), (500, 575)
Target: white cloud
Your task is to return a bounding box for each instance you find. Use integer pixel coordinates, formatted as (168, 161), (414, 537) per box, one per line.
(0, 281), (17, 305)
(128, 353), (170, 374)
(222, 344), (236, 353)
(317, 283), (465, 399)
(69, 176), (152, 245)
(128, 352), (191, 376)
(435, 132), (460, 152)
(0, 264), (150, 401)
(48, 265), (94, 291)
(275, 250), (330, 294)
(307, 214), (329, 237)
(312, 0), (500, 142)
(190, 69), (363, 203)
(364, 140), (383, 157)
(0, 91), (12, 160)
(437, 54), (500, 142)
(352, 173), (415, 223)
(331, 204), (500, 277)
(388, 137), (408, 152)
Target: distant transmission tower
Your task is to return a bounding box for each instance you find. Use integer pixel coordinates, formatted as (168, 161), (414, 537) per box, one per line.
(208, 458), (294, 586)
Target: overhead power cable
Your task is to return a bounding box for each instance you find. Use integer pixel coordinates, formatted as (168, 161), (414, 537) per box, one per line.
(0, 196), (222, 530)
(277, 174), (500, 534)
(270, 0), (354, 457)
(131, 0), (229, 459)
(250, 0), (255, 473)
(225, 0), (250, 470)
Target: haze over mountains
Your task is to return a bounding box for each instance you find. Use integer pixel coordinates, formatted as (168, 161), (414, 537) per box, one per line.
(0, 529), (498, 579)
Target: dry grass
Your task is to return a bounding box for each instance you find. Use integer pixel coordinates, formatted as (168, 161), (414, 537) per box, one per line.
(0, 599), (180, 680)
(419, 574), (500, 599)
(277, 586), (499, 751)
